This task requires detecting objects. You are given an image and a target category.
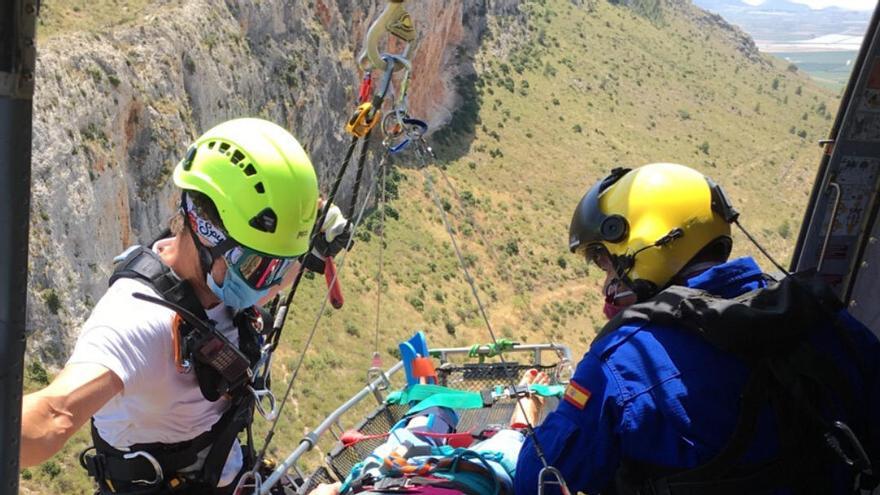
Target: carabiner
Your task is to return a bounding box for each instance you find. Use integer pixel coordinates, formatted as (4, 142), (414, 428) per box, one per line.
(250, 386), (279, 421)
(537, 466), (572, 495)
(346, 102), (380, 138)
(233, 470), (262, 495)
(358, 1), (417, 72)
(825, 420), (872, 472)
(123, 450), (164, 485)
(368, 367), (391, 392)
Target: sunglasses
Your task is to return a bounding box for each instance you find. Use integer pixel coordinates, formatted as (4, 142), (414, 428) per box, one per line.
(578, 243), (615, 272)
(182, 195), (292, 291)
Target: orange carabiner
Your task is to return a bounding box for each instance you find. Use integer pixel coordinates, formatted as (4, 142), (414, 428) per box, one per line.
(345, 102), (381, 138)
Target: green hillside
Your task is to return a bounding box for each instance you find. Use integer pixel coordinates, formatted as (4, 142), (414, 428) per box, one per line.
(21, 0), (838, 492)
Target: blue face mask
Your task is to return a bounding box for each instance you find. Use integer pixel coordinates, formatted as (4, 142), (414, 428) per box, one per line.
(207, 268), (270, 312)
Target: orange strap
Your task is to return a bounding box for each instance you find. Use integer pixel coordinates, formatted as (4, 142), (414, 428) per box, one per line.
(383, 452), (437, 476)
(171, 314), (187, 373)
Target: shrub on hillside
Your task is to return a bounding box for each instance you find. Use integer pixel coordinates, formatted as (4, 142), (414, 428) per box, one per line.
(698, 141), (710, 155)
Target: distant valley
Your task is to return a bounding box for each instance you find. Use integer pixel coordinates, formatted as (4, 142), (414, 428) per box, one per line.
(693, 0), (872, 89)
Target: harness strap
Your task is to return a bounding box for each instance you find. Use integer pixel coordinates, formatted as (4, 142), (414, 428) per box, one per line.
(83, 420), (216, 484)
(110, 246), (206, 321)
(200, 396), (255, 488)
(607, 273), (874, 495)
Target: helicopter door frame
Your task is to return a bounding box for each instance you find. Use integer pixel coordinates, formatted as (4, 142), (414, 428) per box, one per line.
(0, 0), (37, 492)
(791, 3), (880, 338)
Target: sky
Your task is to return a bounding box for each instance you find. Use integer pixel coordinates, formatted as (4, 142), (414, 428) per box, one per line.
(742, 0), (876, 9)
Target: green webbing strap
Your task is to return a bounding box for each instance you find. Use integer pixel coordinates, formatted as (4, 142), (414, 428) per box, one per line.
(387, 384), (565, 415)
(387, 384), (482, 409)
(468, 339), (516, 363)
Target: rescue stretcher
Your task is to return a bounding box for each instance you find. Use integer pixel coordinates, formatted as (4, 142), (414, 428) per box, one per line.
(261, 342), (574, 494)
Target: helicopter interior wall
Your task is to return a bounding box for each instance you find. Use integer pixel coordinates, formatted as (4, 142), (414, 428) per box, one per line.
(847, 216), (880, 339)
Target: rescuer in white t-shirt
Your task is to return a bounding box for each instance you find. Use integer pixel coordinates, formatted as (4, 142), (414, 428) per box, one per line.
(19, 118), (349, 493)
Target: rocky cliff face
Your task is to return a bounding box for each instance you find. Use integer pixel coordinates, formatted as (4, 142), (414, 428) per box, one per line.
(27, 0), (523, 365)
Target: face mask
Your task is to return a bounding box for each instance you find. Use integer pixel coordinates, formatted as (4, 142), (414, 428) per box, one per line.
(207, 267), (270, 312)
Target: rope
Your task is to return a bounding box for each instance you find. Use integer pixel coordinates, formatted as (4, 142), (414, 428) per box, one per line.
(435, 163), (504, 273)
(735, 219), (791, 276)
(413, 141), (553, 471)
(254, 181), (376, 466)
(420, 138), (562, 355)
(374, 154), (389, 358)
(267, 135), (361, 352)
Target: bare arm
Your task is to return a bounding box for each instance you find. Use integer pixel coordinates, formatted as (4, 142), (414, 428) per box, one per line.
(20, 363), (122, 467)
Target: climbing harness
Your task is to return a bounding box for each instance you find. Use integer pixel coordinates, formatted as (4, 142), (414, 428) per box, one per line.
(80, 246), (265, 493)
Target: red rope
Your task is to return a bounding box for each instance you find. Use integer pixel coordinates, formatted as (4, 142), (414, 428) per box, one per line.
(358, 73), (373, 104)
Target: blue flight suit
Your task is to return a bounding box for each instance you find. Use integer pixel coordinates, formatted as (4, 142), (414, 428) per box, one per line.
(514, 257), (880, 494)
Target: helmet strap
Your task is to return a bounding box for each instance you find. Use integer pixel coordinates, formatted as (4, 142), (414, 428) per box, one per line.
(610, 227), (685, 302)
(608, 255), (657, 302)
(182, 209), (215, 276)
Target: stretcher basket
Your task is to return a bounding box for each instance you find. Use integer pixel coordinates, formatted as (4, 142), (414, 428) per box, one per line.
(260, 343), (574, 494)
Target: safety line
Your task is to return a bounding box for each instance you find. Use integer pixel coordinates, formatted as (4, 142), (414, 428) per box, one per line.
(254, 182), (376, 468)
(268, 135), (362, 352)
(735, 219), (791, 276)
(418, 138), (563, 364)
(414, 143), (554, 472)
(374, 154), (389, 357)
(435, 162), (504, 272)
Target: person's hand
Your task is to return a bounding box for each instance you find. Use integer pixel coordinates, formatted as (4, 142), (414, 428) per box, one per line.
(310, 482), (342, 495)
(303, 204), (353, 274)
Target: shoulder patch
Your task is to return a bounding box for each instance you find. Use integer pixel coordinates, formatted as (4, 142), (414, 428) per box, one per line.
(563, 380), (591, 409)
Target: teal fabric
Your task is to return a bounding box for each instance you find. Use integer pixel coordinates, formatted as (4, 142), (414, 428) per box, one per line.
(387, 383), (565, 416)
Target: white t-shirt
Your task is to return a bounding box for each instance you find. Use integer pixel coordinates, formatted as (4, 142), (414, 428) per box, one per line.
(67, 244), (243, 486)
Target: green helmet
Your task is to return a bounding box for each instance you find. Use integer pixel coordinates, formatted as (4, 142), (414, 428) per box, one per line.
(173, 118), (319, 257)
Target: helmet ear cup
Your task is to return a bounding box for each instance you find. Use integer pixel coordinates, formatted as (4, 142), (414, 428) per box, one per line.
(600, 215), (629, 243)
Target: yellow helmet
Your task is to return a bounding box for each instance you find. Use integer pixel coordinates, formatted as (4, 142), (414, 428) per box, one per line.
(568, 163), (738, 298)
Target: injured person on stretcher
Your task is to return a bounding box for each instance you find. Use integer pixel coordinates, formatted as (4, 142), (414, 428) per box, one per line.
(310, 368), (552, 495)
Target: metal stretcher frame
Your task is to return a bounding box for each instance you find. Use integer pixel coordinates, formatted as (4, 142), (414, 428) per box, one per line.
(261, 343), (574, 493)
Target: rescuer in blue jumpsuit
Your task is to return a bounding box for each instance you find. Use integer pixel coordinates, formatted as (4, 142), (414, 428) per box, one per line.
(514, 163), (880, 495)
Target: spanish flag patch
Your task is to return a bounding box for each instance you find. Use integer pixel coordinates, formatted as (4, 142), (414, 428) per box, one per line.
(564, 380), (591, 409)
